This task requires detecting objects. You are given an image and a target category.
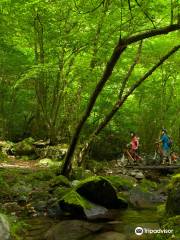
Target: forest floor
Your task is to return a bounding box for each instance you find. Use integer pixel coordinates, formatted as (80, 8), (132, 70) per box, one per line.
(0, 156), (179, 239)
(0, 157), (45, 170)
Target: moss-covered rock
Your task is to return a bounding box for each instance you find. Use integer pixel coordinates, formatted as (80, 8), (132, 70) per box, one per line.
(54, 187), (71, 199)
(106, 175), (136, 191)
(35, 144), (67, 160)
(129, 186), (157, 209)
(139, 179), (158, 192)
(59, 189), (110, 219)
(13, 137), (36, 156)
(57, 176), (128, 218)
(75, 176), (128, 209)
(166, 174), (180, 216)
(59, 190), (93, 217)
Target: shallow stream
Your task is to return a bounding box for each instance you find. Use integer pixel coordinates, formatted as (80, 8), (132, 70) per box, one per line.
(23, 207), (163, 240)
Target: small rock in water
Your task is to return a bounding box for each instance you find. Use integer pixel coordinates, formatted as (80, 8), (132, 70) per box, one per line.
(84, 203), (108, 220)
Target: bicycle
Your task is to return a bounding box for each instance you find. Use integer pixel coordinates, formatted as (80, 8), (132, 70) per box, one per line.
(153, 142), (178, 165)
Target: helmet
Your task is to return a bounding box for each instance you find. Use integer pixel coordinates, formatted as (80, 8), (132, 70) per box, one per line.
(162, 128), (167, 133)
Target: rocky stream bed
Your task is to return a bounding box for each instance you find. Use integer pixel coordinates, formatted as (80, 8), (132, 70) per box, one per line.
(0, 138), (180, 240)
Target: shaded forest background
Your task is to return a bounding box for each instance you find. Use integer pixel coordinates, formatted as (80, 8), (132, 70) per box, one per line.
(1, 0), (180, 161)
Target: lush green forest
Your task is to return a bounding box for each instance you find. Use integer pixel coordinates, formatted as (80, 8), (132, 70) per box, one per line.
(0, 0), (180, 239)
(1, 0), (180, 157)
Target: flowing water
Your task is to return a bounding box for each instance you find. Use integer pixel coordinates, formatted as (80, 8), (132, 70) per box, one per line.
(23, 207), (162, 240)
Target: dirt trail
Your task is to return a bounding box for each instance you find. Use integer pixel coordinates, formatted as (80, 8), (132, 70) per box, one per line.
(0, 157), (45, 170)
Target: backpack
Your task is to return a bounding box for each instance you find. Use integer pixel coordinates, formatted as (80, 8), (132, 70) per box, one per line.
(167, 136), (173, 148)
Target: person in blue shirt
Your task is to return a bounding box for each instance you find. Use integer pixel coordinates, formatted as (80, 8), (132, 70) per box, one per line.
(160, 129), (171, 164)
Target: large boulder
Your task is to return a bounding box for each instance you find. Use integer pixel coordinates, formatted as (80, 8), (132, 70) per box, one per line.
(59, 189), (109, 219)
(166, 174), (180, 215)
(106, 175), (136, 191)
(57, 176), (128, 219)
(0, 213), (11, 240)
(75, 176), (128, 209)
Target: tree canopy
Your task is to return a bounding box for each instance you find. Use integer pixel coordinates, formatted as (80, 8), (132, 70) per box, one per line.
(0, 0), (180, 175)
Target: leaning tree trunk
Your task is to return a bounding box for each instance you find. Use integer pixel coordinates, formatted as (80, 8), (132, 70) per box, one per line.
(61, 44), (127, 176)
(78, 41), (143, 166)
(78, 44), (180, 165)
(61, 24), (180, 177)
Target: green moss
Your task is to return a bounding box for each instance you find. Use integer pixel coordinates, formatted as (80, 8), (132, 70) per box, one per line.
(13, 137), (35, 156)
(61, 190), (92, 210)
(0, 175), (12, 200)
(74, 176), (107, 189)
(0, 150), (8, 161)
(157, 204), (166, 216)
(106, 175), (135, 191)
(54, 186), (71, 199)
(166, 174), (180, 189)
(171, 174), (180, 184)
(26, 169), (55, 181)
(49, 175), (70, 188)
(71, 167), (84, 180)
(140, 179), (158, 192)
(86, 159), (106, 173)
(10, 219), (28, 240)
(158, 215), (180, 239)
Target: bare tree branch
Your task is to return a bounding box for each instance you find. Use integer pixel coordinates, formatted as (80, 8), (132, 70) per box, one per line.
(119, 40), (143, 98)
(134, 0), (156, 28)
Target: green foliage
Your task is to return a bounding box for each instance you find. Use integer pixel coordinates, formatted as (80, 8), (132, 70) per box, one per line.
(9, 217), (28, 240)
(0, 151), (8, 161)
(0, 0), (179, 155)
(86, 159), (106, 172)
(49, 175), (71, 188)
(157, 204), (166, 216)
(167, 173), (180, 189)
(26, 169), (55, 182)
(54, 187), (71, 200)
(156, 215), (180, 240)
